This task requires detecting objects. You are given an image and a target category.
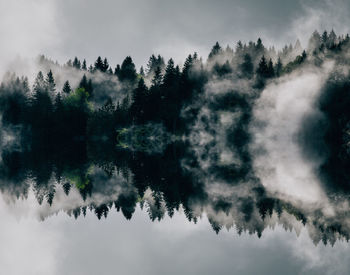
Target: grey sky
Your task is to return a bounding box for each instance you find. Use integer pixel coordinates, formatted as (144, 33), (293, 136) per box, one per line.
(1, 192), (350, 275)
(1, 0), (350, 72)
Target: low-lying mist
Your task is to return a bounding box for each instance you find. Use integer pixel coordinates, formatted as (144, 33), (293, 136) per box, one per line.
(1, 30), (350, 245)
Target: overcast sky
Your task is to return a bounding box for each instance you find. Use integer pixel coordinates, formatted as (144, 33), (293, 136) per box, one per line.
(1, 191), (350, 275)
(0, 0), (350, 71)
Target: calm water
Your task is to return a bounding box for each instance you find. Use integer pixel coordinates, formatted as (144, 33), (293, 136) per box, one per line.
(1, 134), (350, 275)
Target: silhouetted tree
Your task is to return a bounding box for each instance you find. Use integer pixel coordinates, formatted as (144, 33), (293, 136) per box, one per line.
(62, 80), (71, 94)
(118, 56), (137, 83)
(73, 57), (81, 69)
(82, 59), (87, 70)
(131, 78), (148, 124)
(275, 57), (283, 77)
(240, 53), (254, 78)
(256, 55), (269, 78)
(208, 42), (222, 60)
(94, 56), (104, 72)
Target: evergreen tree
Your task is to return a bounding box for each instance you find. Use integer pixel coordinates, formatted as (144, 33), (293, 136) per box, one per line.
(45, 70), (56, 93)
(79, 74), (88, 90)
(328, 29), (337, 48)
(240, 53), (253, 78)
(140, 66), (145, 77)
(94, 56), (104, 72)
(322, 31), (328, 45)
(163, 58), (176, 85)
(33, 71), (46, 93)
(225, 45), (234, 56)
(275, 57), (283, 77)
(79, 75), (94, 97)
(208, 42), (222, 60)
(62, 80), (71, 94)
(118, 56), (137, 83)
(54, 92), (63, 114)
(87, 79), (93, 97)
(182, 54), (193, 77)
(308, 30), (322, 51)
(146, 54), (165, 77)
(114, 64), (121, 77)
(236, 41), (244, 56)
(21, 76), (30, 94)
(82, 59), (87, 70)
(102, 58), (109, 72)
(30, 72), (54, 140)
(213, 61), (232, 77)
(256, 56), (269, 78)
(267, 59), (274, 78)
(131, 78), (148, 124)
(151, 66), (163, 87)
(66, 59), (73, 67)
(73, 57), (81, 69)
(255, 38), (265, 56)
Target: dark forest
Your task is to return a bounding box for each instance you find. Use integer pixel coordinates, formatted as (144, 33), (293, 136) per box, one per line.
(1, 30), (350, 245)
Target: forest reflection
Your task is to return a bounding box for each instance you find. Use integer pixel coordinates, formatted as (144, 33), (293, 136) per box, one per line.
(2, 31), (350, 247)
(1, 130), (350, 247)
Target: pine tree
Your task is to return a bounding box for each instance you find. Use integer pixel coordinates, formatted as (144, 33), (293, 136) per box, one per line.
(73, 57), (81, 69)
(62, 80), (71, 94)
(146, 54), (165, 77)
(66, 59), (73, 67)
(208, 42), (222, 60)
(114, 64), (121, 77)
(54, 92), (63, 112)
(33, 71), (45, 93)
(146, 54), (157, 75)
(163, 58), (176, 85)
(131, 78), (148, 124)
(151, 66), (163, 87)
(182, 54), (193, 77)
(79, 74), (88, 90)
(45, 70), (56, 93)
(308, 30), (321, 51)
(328, 29), (337, 48)
(322, 31), (328, 45)
(94, 56), (104, 72)
(240, 53), (253, 78)
(82, 59), (87, 70)
(267, 59), (274, 78)
(102, 58), (109, 72)
(256, 38), (264, 55)
(275, 57), (283, 77)
(256, 56), (269, 78)
(236, 41), (243, 55)
(21, 76), (30, 94)
(118, 56), (137, 83)
(87, 79), (93, 97)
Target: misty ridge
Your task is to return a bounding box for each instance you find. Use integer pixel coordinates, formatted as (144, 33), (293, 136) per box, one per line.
(2, 29), (350, 245)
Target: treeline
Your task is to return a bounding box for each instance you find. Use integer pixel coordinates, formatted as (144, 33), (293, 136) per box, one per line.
(0, 137), (345, 246)
(1, 30), (349, 145)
